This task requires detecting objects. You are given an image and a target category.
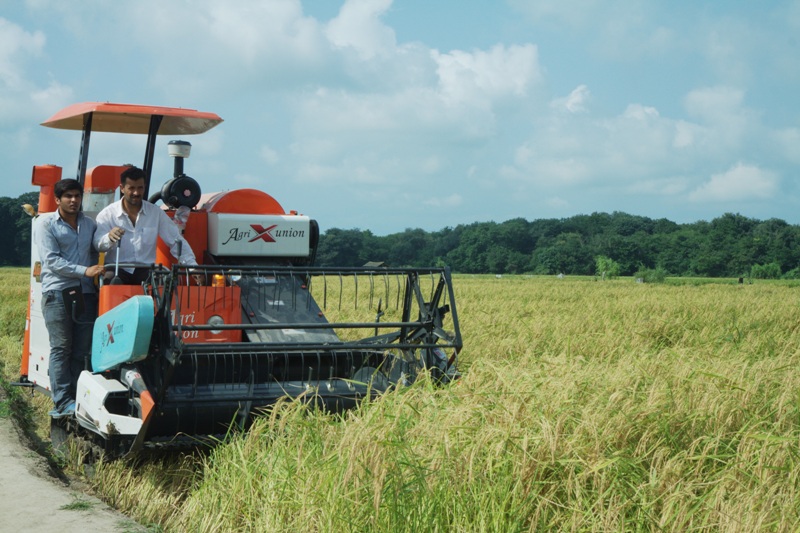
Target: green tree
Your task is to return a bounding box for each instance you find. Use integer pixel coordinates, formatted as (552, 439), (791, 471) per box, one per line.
(17, 191), (39, 265)
(0, 192), (38, 265)
(316, 228), (370, 267)
(532, 232), (593, 275)
(383, 229), (433, 266)
(247, 210), (800, 277)
(654, 229), (698, 276)
(595, 255), (621, 279)
(444, 222), (496, 273)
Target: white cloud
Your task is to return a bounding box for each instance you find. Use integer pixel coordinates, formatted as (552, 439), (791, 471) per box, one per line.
(204, 1), (323, 65)
(622, 104), (659, 121)
(519, 156), (592, 186)
(684, 86), (745, 123)
(230, 173), (264, 186)
(509, 99), (680, 189)
(673, 120), (699, 148)
(423, 194), (462, 208)
(420, 156), (442, 174)
(349, 163), (386, 184)
(689, 163), (777, 203)
(772, 127), (800, 164)
(0, 18), (71, 122)
(509, 0), (674, 61)
(0, 18), (45, 88)
(680, 86), (757, 160)
(259, 145), (279, 164)
(70, 0), (333, 96)
(627, 177), (689, 196)
(296, 163), (338, 184)
(510, 0), (602, 29)
(703, 20), (754, 85)
(502, 79), (779, 210)
(551, 84), (590, 113)
(432, 44), (542, 106)
(325, 0), (396, 59)
(546, 196), (569, 208)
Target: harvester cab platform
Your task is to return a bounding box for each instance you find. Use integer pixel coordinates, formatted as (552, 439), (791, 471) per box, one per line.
(19, 102), (462, 458)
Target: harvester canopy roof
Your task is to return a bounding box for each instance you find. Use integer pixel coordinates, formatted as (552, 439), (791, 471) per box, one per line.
(41, 102), (223, 135)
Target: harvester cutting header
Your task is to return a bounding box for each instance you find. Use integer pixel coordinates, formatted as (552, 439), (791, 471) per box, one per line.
(19, 102), (462, 458)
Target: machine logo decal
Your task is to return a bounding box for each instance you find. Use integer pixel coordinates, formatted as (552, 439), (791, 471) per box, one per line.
(214, 213), (311, 252)
(100, 320), (124, 347)
(248, 224), (278, 243)
(220, 221), (306, 248)
(106, 321), (116, 345)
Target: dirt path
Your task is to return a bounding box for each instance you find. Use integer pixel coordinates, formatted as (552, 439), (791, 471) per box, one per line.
(0, 408), (147, 532)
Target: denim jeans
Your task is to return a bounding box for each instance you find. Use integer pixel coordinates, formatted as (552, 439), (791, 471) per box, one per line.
(41, 289), (98, 410)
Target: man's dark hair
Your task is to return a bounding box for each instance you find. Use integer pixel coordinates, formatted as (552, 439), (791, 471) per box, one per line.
(54, 178), (83, 199)
(120, 165), (145, 185)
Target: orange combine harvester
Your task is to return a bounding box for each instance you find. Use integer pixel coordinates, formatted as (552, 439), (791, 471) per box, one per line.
(18, 102), (462, 458)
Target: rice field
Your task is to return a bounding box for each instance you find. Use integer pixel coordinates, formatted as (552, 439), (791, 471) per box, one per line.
(2, 268), (800, 531)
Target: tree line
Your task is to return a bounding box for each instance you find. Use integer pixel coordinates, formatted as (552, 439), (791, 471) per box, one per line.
(315, 212), (800, 279)
(0, 192), (39, 266)
(3, 192), (798, 278)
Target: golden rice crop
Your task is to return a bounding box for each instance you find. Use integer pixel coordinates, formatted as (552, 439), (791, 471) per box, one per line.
(3, 269), (800, 531)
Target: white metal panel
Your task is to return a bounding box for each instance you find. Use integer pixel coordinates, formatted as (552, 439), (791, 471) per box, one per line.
(82, 192), (114, 217)
(75, 371), (143, 436)
(27, 215), (51, 394)
(207, 213), (311, 257)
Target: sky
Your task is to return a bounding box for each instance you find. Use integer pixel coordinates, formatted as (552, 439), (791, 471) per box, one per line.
(2, 0), (799, 235)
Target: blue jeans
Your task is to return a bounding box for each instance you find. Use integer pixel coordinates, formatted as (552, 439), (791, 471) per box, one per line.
(41, 289), (98, 410)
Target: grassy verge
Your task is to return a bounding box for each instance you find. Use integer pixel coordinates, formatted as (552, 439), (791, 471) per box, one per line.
(0, 268), (39, 429)
(0, 268), (65, 476)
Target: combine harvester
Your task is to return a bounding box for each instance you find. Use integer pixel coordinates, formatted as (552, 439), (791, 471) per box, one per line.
(18, 103), (462, 459)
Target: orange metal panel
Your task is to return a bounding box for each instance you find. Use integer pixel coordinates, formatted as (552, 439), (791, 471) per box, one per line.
(156, 210), (208, 268)
(85, 165), (126, 193)
(41, 102), (223, 135)
(202, 189), (285, 215)
(31, 165), (61, 214)
(99, 283), (242, 346)
(173, 286), (242, 343)
(99, 285), (145, 316)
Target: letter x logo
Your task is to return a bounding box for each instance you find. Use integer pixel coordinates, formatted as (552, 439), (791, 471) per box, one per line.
(105, 321), (115, 346)
(248, 224), (277, 243)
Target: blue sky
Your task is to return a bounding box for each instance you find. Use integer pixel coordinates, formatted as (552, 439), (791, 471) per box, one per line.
(2, 0), (799, 235)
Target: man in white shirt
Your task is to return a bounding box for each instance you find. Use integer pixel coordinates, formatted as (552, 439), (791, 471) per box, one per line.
(95, 166), (197, 284)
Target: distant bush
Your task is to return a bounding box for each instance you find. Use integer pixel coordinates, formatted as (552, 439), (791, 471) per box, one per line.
(782, 267), (800, 280)
(750, 262), (781, 279)
(634, 266), (668, 283)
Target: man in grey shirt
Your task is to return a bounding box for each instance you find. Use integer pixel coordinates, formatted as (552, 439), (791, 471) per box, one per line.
(37, 179), (106, 417)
